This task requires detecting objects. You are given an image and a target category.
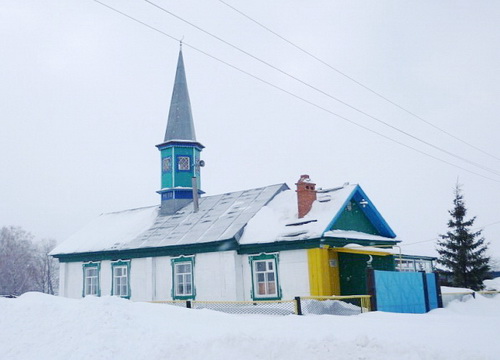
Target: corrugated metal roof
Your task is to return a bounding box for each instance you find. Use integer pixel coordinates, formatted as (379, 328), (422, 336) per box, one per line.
(51, 183), (288, 255)
(51, 181), (399, 256)
(126, 183), (288, 249)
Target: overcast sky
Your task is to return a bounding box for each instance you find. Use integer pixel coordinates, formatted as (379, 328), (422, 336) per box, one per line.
(1, 1), (499, 261)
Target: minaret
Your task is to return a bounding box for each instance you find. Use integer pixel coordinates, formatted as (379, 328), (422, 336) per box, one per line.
(156, 47), (204, 215)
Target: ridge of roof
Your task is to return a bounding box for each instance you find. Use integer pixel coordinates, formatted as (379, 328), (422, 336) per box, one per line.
(97, 183), (289, 217)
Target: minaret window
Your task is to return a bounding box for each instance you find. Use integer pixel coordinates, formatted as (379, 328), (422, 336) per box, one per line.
(162, 157), (172, 172)
(177, 156), (191, 171)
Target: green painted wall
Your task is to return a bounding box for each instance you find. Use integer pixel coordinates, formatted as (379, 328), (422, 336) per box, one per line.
(338, 252), (395, 295)
(161, 148), (173, 188)
(160, 146), (201, 189)
(332, 201), (380, 235)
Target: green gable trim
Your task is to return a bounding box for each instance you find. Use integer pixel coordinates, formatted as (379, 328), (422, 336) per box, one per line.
(331, 200), (380, 235)
(248, 253), (282, 301)
(55, 239), (239, 263)
(111, 260), (131, 299)
(171, 256), (196, 300)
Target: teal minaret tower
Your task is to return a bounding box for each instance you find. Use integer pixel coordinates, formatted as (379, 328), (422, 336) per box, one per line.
(156, 48), (204, 215)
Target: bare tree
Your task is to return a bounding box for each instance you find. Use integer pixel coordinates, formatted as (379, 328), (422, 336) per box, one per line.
(0, 226), (38, 296)
(0, 227), (59, 296)
(33, 239), (59, 295)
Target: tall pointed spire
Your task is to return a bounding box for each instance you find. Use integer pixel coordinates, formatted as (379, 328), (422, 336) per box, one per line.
(156, 48), (204, 215)
(164, 48), (196, 142)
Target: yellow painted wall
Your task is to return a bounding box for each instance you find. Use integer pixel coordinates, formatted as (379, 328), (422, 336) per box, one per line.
(307, 248), (340, 296)
(329, 251), (340, 295)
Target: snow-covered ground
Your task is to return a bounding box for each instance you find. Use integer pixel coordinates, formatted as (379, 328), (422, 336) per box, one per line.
(1, 292), (498, 360)
(484, 277), (500, 291)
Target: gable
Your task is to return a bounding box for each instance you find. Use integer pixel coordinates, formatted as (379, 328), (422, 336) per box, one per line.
(325, 185), (396, 239)
(239, 183), (398, 248)
(331, 200), (380, 235)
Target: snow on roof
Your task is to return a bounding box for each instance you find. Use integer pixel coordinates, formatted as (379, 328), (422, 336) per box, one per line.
(52, 181), (397, 256)
(340, 243), (400, 255)
(239, 184), (358, 244)
(51, 206), (159, 255)
(51, 184), (287, 255)
(324, 230), (401, 242)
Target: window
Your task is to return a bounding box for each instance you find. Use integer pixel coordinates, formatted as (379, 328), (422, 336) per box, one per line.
(396, 259), (416, 272)
(250, 253), (281, 300)
(177, 156), (190, 171)
(162, 157), (171, 172)
(396, 258), (434, 273)
(171, 256), (195, 300)
(255, 260), (276, 295)
(112, 261), (130, 298)
(82, 263), (100, 297)
(416, 259), (433, 273)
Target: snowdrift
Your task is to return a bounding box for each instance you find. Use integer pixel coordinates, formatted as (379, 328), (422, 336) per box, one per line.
(0, 292), (498, 359)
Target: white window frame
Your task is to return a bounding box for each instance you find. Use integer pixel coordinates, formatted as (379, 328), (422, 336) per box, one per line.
(396, 259), (416, 272)
(171, 256), (195, 300)
(83, 263), (100, 297)
(250, 253), (281, 300)
(112, 261), (130, 298)
(396, 258), (434, 273)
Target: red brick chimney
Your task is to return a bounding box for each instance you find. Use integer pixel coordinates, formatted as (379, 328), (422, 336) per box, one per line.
(296, 174), (317, 218)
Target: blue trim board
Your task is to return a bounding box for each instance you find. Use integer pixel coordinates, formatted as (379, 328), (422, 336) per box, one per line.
(157, 188), (204, 200)
(323, 186), (357, 233)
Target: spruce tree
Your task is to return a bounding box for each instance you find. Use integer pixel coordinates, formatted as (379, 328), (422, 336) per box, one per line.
(437, 184), (490, 290)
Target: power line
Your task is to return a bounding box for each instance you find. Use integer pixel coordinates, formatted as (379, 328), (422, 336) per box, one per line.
(93, 0), (178, 42)
(217, 0), (500, 163)
(92, 0), (500, 183)
(144, 0), (500, 178)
